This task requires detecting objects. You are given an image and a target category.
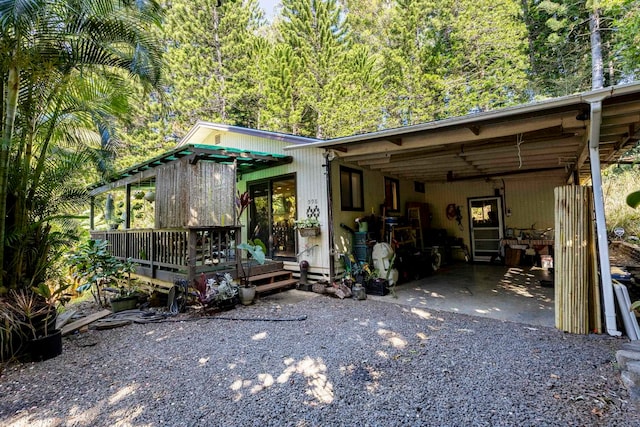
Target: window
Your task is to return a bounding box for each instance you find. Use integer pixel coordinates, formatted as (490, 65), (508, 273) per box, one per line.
(340, 166), (364, 211)
(384, 177), (400, 212)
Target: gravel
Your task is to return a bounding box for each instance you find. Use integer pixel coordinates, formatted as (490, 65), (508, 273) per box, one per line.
(1, 294), (638, 427)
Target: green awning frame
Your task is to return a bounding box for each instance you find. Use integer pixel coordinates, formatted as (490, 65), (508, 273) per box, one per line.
(89, 144), (293, 195)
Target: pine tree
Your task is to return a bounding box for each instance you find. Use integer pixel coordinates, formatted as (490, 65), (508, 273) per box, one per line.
(441, 0), (529, 115)
(163, 0), (265, 134)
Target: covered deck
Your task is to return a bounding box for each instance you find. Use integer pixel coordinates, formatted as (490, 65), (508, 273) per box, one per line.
(88, 144), (293, 289)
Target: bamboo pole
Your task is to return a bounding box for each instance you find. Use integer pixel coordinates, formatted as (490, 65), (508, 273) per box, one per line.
(555, 185), (593, 333)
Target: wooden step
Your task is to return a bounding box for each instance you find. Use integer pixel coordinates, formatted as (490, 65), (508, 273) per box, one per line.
(255, 278), (298, 294)
(248, 270), (292, 284)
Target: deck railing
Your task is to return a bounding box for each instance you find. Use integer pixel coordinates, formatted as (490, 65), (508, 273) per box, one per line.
(90, 226), (241, 284)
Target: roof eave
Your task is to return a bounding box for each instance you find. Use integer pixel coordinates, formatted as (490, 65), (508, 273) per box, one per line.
(284, 81), (640, 151)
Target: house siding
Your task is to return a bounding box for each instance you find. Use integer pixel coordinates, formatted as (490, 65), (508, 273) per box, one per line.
(183, 129), (330, 275)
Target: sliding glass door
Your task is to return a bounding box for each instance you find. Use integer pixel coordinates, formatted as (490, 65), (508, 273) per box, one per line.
(248, 175), (297, 259)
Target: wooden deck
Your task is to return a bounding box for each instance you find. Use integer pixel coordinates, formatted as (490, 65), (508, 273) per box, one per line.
(90, 226), (241, 285)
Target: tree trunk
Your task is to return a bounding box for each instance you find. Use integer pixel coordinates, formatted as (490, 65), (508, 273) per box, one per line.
(0, 66), (21, 291)
(590, 7), (604, 90)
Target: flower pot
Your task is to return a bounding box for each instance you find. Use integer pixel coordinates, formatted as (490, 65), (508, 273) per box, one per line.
(27, 329), (62, 362)
(110, 295), (138, 313)
(239, 285), (256, 305)
(216, 296), (238, 311)
(365, 278), (389, 296)
(298, 227), (320, 237)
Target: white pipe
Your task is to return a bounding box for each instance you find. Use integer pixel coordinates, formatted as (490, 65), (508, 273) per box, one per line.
(588, 97), (621, 336)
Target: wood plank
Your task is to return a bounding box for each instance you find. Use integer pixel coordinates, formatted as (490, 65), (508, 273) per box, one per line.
(61, 309), (112, 336)
(248, 271), (292, 283)
(55, 309), (77, 330)
(255, 278), (298, 294)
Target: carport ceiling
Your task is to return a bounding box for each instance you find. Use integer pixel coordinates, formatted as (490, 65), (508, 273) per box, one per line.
(314, 88), (640, 184)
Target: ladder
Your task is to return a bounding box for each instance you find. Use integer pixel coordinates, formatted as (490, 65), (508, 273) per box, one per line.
(407, 207), (424, 251)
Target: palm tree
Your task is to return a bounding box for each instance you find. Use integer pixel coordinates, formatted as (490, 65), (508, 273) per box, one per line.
(0, 0), (163, 291)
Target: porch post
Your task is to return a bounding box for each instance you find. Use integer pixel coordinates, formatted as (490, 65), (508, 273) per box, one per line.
(324, 151), (336, 280)
(188, 229), (197, 285)
(587, 96), (620, 336)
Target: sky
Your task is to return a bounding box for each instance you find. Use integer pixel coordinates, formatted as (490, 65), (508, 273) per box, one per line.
(258, 0), (280, 20)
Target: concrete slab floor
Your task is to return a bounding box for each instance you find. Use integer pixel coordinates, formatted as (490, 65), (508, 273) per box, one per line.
(368, 263), (555, 328)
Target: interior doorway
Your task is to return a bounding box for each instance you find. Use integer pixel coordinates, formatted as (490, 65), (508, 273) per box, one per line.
(248, 175), (297, 259)
(468, 196), (504, 262)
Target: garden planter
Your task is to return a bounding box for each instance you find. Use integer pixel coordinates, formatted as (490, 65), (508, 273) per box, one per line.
(110, 295), (138, 313)
(365, 278), (389, 296)
(27, 329), (63, 362)
(239, 286), (256, 305)
(216, 296), (238, 311)
(298, 227), (320, 237)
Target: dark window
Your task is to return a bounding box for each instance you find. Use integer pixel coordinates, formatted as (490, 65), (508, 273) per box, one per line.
(340, 166), (364, 211)
(384, 177), (400, 212)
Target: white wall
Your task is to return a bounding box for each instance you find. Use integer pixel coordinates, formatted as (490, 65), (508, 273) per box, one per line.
(188, 129), (331, 275)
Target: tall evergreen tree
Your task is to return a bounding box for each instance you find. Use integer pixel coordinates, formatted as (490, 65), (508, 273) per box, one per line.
(163, 0), (265, 135)
(274, 0), (350, 138)
(441, 0), (529, 115)
(381, 0), (446, 126)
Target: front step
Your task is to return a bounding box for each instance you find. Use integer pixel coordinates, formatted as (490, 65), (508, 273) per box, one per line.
(248, 270), (298, 294)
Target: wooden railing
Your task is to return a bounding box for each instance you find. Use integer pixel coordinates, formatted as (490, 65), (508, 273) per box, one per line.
(90, 226), (241, 285)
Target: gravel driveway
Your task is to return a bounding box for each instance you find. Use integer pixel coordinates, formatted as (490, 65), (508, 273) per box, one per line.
(1, 293), (638, 427)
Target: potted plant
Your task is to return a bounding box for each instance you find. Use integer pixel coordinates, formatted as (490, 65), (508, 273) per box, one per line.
(235, 190), (253, 225)
(6, 281), (71, 361)
(68, 239), (143, 310)
(237, 238), (266, 305)
(106, 258), (141, 312)
(294, 217), (321, 237)
(193, 272), (239, 310)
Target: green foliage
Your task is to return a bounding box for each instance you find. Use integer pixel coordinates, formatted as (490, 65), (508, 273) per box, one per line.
(67, 239), (138, 305)
(0, 0), (164, 292)
(238, 238), (266, 284)
(603, 166), (640, 238)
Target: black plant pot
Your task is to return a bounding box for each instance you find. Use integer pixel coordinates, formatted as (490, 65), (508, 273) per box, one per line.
(26, 329), (63, 362)
(365, 278), (389, 296)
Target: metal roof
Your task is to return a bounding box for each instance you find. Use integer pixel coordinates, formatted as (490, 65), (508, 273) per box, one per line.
(179, 121), (320, 147)
(286, 82), (640, 184)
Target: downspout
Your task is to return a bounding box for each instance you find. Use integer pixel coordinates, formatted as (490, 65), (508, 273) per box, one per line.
(324, 151), (336, 280)
(587, 95), (620, 336)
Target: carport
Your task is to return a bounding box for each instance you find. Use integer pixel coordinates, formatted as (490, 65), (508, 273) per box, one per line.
(288, 82), (640, 335)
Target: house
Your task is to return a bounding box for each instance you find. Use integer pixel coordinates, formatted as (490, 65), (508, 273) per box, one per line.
(89, 82), (640, 335)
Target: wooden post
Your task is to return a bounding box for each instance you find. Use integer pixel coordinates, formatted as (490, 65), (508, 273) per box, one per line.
(188, 228), (197, 285)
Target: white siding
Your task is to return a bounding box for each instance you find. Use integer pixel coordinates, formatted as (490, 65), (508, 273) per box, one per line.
(185, 129), (330, 273)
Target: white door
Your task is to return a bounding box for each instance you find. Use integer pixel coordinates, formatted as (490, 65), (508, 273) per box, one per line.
(468, 196), (503, 262)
